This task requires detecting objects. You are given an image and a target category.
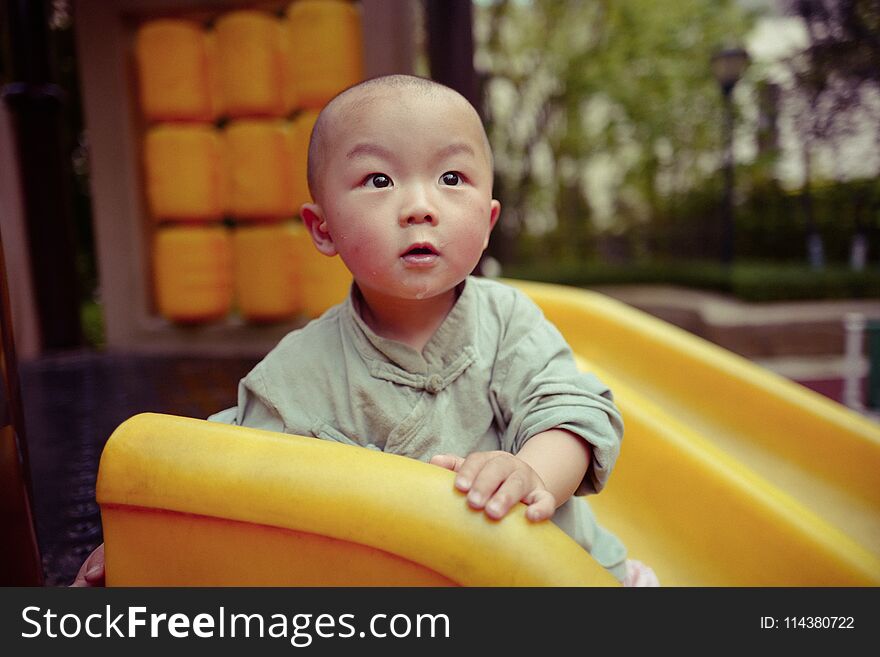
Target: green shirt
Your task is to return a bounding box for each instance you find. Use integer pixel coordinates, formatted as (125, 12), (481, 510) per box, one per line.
(210, 276), (627, 578)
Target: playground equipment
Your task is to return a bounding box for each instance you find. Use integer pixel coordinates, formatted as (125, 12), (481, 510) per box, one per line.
(134, 19), (218, 123)
(134, 7), (363, 326)
(152, 225), (233, 324)
(96, 280), (880, 586)
(97, 413), (616, 586)
(519, 280), (880, 586)
(285, 0), (364, 110)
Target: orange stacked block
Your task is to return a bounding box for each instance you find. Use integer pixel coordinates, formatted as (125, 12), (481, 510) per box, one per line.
(225, 120), (296, 220)
(289, 223), (351, 318)
(135, 19), (218, 122)
(215, 10), (286, 118)
(144, 124), (225, 221)
(135, 3), (365, 326)
(233, 223), (303, 322)
(289, 109), (319, 212)
(153, 225), (233, 323)
(285, 0), (364, 110)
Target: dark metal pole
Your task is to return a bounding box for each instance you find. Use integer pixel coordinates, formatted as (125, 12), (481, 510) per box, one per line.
(720, 85), (735, 266)
(0, 227), (44, 585)
(425, 0), (480, 114)
(426, 0), (494, 276)
(2, 0), (83, 351)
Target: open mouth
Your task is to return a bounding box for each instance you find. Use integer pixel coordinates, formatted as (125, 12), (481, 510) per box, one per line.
(401, 243), (439, 257)
(401, 243), (440, 265)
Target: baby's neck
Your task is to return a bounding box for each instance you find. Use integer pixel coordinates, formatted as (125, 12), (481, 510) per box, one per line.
(355, 285), (460, 353)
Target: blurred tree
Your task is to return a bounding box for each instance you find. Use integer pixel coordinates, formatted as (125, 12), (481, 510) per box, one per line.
(789, 0), (880, 87)
(474, 0), (756, 265)
(784, 0), (880, 268)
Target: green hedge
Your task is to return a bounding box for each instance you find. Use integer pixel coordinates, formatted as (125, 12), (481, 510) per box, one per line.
(643, 177), (880, 263)
(502, 259), (880, 302)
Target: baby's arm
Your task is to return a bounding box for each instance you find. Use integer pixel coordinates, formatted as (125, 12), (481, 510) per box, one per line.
(430, 427), (591, 521)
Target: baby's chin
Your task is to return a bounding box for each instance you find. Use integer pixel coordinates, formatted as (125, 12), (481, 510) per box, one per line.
(355, 271), (468, 305)
(395, 280), (462, 303)
(401, 285), (455, 302)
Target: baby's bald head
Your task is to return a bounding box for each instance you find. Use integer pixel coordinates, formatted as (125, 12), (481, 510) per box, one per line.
(306, 75), (492, 203)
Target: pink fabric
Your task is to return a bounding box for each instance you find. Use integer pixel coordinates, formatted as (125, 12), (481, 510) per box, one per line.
(623, 559), (660, 587)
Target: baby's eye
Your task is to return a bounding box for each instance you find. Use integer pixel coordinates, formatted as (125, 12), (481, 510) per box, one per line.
(363, 173), (393, 189)
(440, 171), (461, 186)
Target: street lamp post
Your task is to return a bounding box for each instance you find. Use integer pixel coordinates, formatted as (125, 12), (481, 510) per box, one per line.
(711, 47), (750, 266)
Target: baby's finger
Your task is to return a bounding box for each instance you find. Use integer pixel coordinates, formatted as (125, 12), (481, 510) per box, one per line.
(523, 489), (556, 522)
(483, 471), (532, 519)
(451, 451), (497, 493)
(463, 454), (516, 510)
(429, 454), (465, 472)
(455, 451), (506, 492)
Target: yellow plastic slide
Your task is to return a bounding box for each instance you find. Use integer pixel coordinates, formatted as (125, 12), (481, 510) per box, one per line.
(97, 413), (617, 586)
(513, 280), (880, 586)
(97, 281), (880, 586)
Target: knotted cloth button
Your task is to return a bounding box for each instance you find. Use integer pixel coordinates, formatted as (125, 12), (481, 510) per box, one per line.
(425, 374), (444, 394)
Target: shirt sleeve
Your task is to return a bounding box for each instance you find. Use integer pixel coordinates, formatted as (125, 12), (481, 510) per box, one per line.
(491, 294), (624, 496)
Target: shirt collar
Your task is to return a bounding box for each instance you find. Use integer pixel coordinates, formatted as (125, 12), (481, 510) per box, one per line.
(344, 279), (478, 384)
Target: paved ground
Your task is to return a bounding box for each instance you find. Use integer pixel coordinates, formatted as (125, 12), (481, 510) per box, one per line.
(591, 285), (880, 409)
(590, 285), (880, 327)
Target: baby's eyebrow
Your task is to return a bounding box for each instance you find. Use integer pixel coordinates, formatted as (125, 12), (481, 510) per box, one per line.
(346, 143), (393, 160)
(435, 142), (476, 159)
(345, 141), (477, 161)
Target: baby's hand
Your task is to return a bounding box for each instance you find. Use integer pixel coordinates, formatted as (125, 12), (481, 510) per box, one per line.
(430, 451), (556, 521)
(70, 543), (105, 587)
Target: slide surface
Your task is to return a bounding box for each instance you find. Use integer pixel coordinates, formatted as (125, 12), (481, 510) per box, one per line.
(513, 280), (880, 586)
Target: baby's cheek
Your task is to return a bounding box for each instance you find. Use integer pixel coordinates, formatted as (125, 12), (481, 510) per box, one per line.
(463, 224), (492, 256)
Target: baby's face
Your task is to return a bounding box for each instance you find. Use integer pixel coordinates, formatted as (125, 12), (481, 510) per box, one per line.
(312, 90), (500, 303)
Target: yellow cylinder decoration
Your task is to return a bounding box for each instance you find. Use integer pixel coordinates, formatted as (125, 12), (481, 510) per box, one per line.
(135, 19), (215, 122)
(153, 225), (233, 324)
(285, 0), (364, 110)
(289, 222), (351, 318)
(290, 109), (319, 213)
(144, 124), (225, 221)
(225, 120), (295, 220)
(233, 223), (303, 322)
(204, 32), (225, 120)
(215, 10), (286, 118)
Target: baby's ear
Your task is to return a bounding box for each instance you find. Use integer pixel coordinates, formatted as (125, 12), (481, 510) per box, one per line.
(483, 199), (502, 249)
(301, 204), (337, 256)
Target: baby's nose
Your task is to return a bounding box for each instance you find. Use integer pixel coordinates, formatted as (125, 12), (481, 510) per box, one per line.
(400, 189), (438, 226)
(404, 212), (436, 226)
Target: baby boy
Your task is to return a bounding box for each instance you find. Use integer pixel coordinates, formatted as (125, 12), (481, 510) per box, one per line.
(74, 74), (656, 586)
(210, 74), (636, 582)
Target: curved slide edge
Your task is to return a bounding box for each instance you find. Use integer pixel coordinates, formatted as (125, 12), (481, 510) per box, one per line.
(97, 413), (618, 586)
